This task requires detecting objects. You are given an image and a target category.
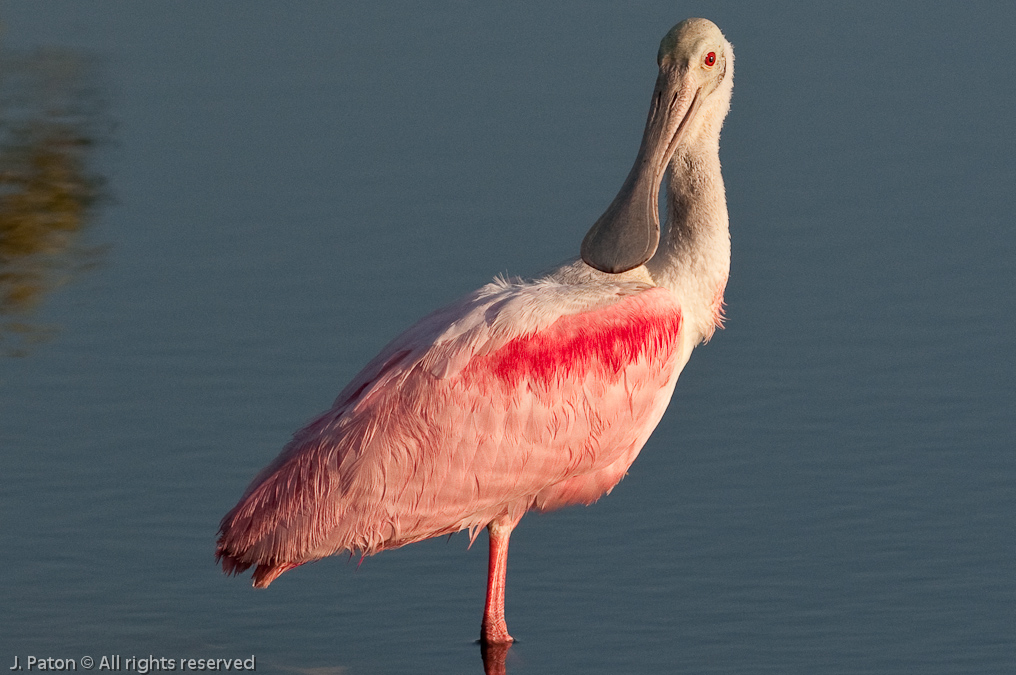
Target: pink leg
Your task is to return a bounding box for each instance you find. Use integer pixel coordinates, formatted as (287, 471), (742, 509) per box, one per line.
(481, 519), (515, 644)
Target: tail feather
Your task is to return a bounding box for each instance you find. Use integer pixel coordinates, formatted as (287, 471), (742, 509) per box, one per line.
(252, 562), (300, 588)
(216, 546), (253, 577)
(216, 535), (302, 587)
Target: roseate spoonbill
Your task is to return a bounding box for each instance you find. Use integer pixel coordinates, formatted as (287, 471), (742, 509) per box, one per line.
(217, 18), (734, 645)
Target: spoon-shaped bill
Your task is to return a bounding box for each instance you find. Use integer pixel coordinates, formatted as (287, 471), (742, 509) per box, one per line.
(581, 70), (701, 274)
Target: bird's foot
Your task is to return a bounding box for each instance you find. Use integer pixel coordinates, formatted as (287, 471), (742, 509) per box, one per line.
(480, 619), (514, 645)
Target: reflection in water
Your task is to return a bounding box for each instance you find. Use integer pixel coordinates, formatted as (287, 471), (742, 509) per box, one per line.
(480, 641), (510, 675)
(0, 48), (107, 356)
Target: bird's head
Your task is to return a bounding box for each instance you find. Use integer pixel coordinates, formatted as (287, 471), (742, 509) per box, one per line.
(581, 18), (733, 274)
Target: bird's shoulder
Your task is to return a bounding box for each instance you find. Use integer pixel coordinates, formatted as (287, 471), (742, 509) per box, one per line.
(331, 272), (681, 411)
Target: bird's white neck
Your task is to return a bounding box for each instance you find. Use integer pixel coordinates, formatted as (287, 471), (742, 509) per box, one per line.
(646, 143), (730, 344)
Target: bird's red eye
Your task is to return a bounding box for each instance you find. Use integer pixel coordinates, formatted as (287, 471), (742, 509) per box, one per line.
(704, 52), (716, 67)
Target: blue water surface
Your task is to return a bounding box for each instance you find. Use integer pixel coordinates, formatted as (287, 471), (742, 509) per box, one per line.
(2, 2), (1014, 673)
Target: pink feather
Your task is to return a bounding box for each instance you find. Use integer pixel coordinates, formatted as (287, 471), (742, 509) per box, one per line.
(216, 279), (685, 586)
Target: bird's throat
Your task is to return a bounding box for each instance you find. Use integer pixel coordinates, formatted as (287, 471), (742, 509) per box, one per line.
(647, 147), (730, 342)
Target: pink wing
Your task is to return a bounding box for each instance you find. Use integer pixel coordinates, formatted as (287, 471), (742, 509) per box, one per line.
(217, 277), (685, 586)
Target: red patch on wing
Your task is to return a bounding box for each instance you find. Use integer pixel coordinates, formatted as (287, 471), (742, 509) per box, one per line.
(471, 289), (682, 387)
